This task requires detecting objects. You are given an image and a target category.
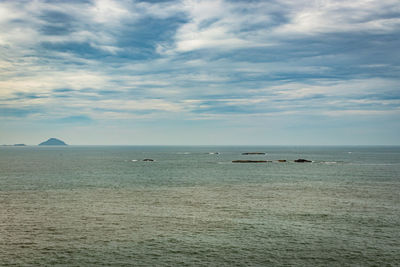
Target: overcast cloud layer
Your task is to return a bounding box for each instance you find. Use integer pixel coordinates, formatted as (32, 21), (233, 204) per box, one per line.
(1, 0), (399, 145)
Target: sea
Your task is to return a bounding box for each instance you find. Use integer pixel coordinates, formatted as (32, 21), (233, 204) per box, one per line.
(0, 146), (399, 266)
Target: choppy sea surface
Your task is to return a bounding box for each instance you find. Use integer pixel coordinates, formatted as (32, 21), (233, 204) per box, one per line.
(0, 146), (399, 266)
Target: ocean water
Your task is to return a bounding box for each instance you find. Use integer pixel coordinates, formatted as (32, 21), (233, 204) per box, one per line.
(0, 146), (399, 266)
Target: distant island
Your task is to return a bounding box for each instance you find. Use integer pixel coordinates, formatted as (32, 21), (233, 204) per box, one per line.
(1, 144), (27, 146)
(39, 138), (67, 146)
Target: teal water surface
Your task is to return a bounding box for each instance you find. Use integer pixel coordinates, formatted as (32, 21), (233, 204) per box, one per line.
(0, 146), (399, 266)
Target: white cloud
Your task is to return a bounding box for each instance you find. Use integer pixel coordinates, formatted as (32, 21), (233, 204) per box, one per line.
(90, 0), (132, 24)
(322, 109), (400, 116)
(158, 0), (276, 54)
(274, 0), (400, 35)
(0, 70), (111, 99)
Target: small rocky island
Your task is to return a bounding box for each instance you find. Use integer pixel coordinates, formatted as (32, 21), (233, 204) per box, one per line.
(294, 159), (312, 163)
(233, 160), (270, 163)
(242, 152), (266, 155)
(39, 138), (67, 146)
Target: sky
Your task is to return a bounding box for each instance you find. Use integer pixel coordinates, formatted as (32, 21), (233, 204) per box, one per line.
(0, 0), (399, 145)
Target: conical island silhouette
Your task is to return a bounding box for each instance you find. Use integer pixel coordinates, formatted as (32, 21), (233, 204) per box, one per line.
(39, 138), (67, 146)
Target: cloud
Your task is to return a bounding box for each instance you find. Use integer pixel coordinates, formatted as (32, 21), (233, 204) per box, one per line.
(157, 0), (275, 54)
(56, 115), (94, 124)
(0, 106), (42, 118)
(273, 0), (400, 35)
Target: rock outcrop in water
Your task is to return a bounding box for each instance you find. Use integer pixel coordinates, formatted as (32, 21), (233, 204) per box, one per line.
(232, 160), (270, 163)
(39, 138), (67, 146)
(242, 152), (266, 155)
(294, 159), (312, 163)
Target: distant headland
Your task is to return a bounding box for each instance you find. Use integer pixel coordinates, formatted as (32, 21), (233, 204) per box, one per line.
(1, 144), (27, 147)
(39, 138), (67, 146)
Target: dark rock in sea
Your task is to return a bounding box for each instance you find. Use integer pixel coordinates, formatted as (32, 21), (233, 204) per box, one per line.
(13, 144), (26, 146)
(143, 159), (154, 162)
(294, 159), (312, 163)
(242, 152), (266, 155)
(232, 160), (270, 163)
(278, 160), (287, 162)
(39, 138), (67, 146)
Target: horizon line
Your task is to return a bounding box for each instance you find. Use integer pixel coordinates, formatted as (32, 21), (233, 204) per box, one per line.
(2, 144), (400, 147)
